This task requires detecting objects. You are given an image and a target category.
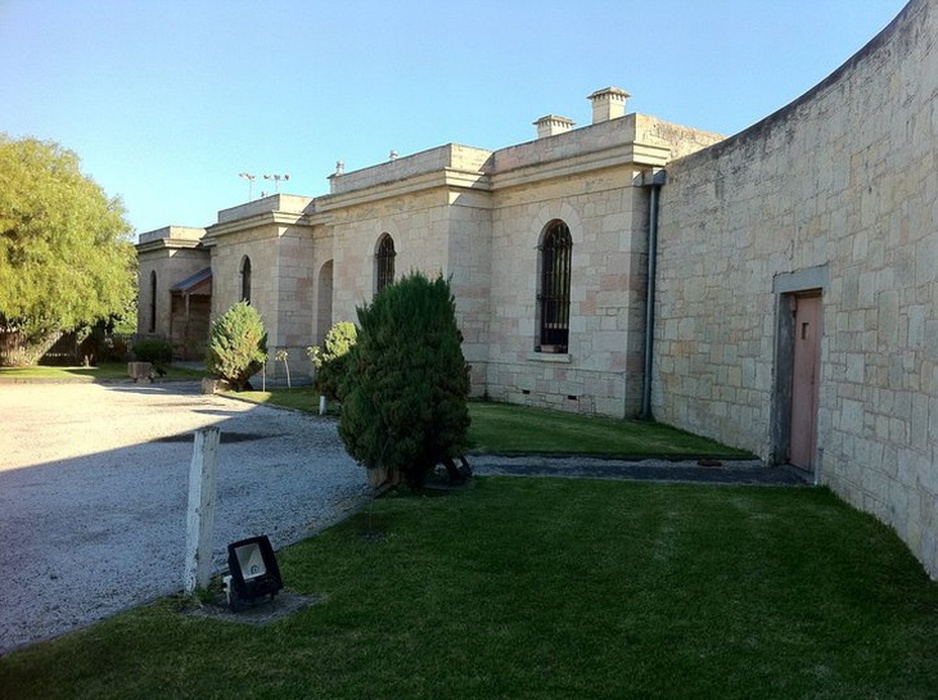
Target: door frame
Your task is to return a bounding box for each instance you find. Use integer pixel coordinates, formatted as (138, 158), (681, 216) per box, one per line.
(770, 265), (829, 481)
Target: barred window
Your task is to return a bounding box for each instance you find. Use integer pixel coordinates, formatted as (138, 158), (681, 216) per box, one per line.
(537, 220), (572, 353)
(149, 271), (157, 333)
(375, 233), (395, 294)
(240, 256), (252, 303)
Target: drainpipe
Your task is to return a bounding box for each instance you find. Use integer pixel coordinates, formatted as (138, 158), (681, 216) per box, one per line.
(640, 169), (666, 420)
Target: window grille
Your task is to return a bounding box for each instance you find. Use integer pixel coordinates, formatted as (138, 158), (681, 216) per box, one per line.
(149, 271), (157, 332)
(241, 256), (252, 303)
(537, 220), (572, 353)
(376, 234), (396, 293)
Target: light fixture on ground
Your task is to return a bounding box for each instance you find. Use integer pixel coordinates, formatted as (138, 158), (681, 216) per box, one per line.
(223, 535), (283, 610)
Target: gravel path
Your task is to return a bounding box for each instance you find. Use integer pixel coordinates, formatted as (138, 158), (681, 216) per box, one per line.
(471, 454), (809, 485)
(0, 382), (372, 655)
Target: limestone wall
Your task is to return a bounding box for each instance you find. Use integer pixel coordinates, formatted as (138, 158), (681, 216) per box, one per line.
(443, 192), (493, 392)
(487, 166), (650, 417)
(310, 226), (336, 347)
(135, 227), (208, 345)
(655, 0), (938, 577)
(207, 222), (315, 381)
(327, 189), (450, 321)
(209, 225), (281, 336)
(216, 194), (313, 224)
(329, 144), (492, 195)
(324, 187), (495, 394)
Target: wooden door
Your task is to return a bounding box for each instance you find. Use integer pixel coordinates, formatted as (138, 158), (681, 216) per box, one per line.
(789, 294), (821, 469)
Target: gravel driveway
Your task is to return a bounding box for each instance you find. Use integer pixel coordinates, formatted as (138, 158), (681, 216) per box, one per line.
(0, 381), (372, 655)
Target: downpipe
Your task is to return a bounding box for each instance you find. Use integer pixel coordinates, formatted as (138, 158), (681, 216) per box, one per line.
(640, 170), (666, 420)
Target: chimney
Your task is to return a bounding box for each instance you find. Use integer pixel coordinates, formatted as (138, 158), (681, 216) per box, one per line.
(588, 87), (630, 124)
(534, 114), (575, 139)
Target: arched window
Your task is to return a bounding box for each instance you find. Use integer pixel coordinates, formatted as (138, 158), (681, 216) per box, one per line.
(148, 271), (157, 333)
(537, 220), (572, 353)
(240, 256), (252, 303)
(375, 234), (395, 294)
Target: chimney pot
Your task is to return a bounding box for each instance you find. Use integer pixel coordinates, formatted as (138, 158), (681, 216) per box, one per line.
(588, 87), (630, 124)
(533, 114), (575, 139)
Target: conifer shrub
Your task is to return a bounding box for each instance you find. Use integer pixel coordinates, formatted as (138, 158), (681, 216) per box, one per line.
(339, 273), (471, 489)
(205, 301), (267, 391)
(307, 321), (357, 400)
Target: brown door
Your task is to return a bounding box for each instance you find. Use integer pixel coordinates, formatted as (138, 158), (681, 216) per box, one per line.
(789, 294), (821, 469)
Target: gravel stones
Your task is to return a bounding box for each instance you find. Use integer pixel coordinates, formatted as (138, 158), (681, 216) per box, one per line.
(0, 382), (372, 654)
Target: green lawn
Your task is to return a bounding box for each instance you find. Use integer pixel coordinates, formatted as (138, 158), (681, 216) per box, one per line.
(0, 363), (205, 382)
(466, 401), (748, 457)
(232, 388), (323, 413)
(2, 479), (936, 698)
(229, 389), (747, 458)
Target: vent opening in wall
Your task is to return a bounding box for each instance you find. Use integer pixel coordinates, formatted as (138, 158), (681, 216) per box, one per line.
(521, 389), (531, 395)
(567, 395), (578, 401)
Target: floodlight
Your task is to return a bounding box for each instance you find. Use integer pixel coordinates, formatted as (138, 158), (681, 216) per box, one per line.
(225, 535), (283, 609)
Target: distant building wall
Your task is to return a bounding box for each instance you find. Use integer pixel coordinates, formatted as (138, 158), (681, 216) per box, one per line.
(486, 168), (650, 417)
(202, 195), (315, 380)
(207, 225), (282, 338)
(321, 172), (493, 395)
(324, 188), (453, 326)
(135, 226), (208, 351)
(316, 118), (721, 409)
(655, 0), (938, 577)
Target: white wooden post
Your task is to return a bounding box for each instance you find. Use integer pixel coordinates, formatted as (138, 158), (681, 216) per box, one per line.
(183, 426), (220, 594)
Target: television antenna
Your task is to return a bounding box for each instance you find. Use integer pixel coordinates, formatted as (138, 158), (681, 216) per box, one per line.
(238, 173), (256, 200)
(263, 173), (290, 193)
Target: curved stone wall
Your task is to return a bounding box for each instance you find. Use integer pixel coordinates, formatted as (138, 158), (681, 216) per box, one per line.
(655, 0), (938, 577)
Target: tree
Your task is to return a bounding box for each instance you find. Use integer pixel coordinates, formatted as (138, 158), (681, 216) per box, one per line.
(338, 273), (471, 489)
(307, 320), (357, 400)
(205, 301), (267, 391)
(0, 135), (136, 365)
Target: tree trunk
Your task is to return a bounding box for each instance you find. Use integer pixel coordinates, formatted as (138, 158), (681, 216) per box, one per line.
(0, 329), (63, 366)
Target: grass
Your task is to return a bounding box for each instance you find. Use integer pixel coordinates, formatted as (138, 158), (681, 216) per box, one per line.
(466, 401), (748, 457)
(227, 388), (748, 458)
(2, 479), (936, 698)
(0, 362), (206, 382)
(233, 388), (323, 413)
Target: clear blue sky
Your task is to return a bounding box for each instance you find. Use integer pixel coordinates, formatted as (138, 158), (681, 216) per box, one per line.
(0, 0), (909, 238)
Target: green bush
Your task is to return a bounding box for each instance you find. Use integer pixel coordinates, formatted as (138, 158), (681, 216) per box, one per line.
(81, 328), (131, 365)
(132, 337), (173, 365)
(205, 301), (267, 391)
(339, 273), (471, 489)
(307, 321), (357, 400)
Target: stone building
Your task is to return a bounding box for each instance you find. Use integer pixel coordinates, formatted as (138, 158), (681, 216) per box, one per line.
(137, 0), (937, 578)
(137, 88), (723, 416)
(136, 226), (211, 360)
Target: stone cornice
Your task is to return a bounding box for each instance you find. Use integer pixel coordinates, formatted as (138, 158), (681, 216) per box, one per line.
(491, 141), (672, 190)
(316, 168), (492, 211)
(201, 210), (313, 247)
(134, 237), (203, 254)
(315, 132), (674, 210)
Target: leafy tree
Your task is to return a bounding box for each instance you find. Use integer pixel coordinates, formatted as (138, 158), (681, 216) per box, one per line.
(205, 301), (267, 391)
(339, 273), (471, 489)
(0, 135), (135, 365)
(307, 320), (357, 400)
